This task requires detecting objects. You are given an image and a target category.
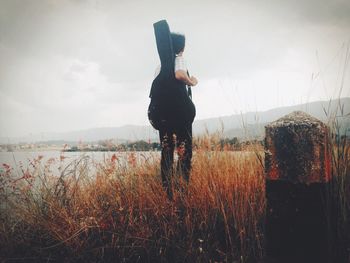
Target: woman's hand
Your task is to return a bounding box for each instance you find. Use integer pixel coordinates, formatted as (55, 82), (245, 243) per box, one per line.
(175, 70), (198, 86)
(189, 76), (198, 86)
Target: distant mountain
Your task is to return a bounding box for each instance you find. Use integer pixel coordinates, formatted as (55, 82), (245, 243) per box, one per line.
(1, 98), (349, 144)
(0, 126), (157, 144)
(194, 97), (350, 140)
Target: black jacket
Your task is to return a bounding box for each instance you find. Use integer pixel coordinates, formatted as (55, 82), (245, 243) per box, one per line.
(148, 20), (195, 129)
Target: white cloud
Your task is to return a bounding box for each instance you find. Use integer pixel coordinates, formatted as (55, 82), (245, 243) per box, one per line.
(0, 0), (349, 137)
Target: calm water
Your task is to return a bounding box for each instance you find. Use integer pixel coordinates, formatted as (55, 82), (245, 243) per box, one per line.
(0, 151), (160, 176)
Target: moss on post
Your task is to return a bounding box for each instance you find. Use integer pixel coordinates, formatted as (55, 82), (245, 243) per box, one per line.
(265, 111), (333, 263)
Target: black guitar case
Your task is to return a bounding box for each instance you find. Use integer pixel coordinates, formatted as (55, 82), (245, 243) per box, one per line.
(148, 20), (196, 130)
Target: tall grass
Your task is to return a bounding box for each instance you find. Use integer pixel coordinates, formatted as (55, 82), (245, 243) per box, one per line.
(0, 137), (265, 263)
(0, 120), (349, 262)
(324, 100), (350, 261)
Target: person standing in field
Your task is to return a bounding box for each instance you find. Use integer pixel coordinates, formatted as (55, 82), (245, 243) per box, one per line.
(152, 32), (198, 199)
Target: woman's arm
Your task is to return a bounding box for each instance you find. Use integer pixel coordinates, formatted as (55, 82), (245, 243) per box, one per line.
(175, 70), (198, 86)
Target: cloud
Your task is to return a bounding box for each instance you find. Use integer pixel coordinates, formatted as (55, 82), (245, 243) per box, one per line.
(0, 0), (349, 137)
(280, 0), (350, 26)
(0, 44), (151, 137)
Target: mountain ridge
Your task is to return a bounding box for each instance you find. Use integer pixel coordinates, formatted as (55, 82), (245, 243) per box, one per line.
(1, 98), (349, 144)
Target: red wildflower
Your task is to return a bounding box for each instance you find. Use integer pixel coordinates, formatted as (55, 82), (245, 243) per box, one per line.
(2, 163), (10, 170)
(111, 153), (118, 163)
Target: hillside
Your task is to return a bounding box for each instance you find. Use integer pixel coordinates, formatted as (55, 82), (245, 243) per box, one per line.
(1, 98), (349, 144)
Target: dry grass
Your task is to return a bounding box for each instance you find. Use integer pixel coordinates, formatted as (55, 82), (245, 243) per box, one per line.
(0, 137), (265, 263)
(0, 131), (349, 262)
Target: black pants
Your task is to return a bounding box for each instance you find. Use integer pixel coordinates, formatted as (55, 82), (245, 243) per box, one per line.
(159, 122), (192, 198)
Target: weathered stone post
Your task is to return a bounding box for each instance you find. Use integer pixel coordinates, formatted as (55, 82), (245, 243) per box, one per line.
(265, 111), (332, 263)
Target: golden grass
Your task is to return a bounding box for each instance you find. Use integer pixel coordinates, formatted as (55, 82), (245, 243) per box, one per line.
(0, 138), (265, 262)
(0, 133), (348, 262)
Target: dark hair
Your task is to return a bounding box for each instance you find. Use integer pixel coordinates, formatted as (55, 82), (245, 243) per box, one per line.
(171, 33), (185, 55)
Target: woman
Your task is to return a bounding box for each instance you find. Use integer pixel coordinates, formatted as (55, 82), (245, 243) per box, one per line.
(153, 32), (198, 199)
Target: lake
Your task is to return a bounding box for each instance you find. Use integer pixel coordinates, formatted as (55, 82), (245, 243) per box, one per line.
(0, 151), (161, 177)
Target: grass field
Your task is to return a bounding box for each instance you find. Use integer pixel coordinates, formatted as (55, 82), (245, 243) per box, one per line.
(0, 133), (349, 262)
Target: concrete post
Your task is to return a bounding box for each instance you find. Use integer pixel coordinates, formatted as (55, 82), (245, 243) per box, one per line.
(265, 111), (332, 263)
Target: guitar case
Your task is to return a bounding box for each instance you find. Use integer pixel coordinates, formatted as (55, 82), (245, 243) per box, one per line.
(148, 20), (196, 130)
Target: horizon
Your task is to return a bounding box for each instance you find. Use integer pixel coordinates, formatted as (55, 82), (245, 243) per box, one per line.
(1, 0), (350, 138)
(1, 97), (349, 143)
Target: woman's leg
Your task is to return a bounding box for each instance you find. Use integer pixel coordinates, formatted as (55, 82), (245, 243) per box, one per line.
(159, 126), (175, 199)
(176, 123), (193, 182)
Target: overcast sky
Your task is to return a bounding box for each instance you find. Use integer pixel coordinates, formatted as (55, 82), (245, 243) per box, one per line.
(0, 0), (349, 138)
